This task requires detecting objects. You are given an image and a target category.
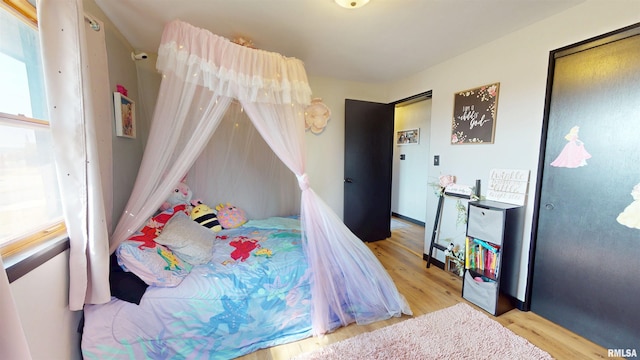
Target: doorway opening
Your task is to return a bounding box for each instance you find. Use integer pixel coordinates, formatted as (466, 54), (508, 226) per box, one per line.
(390, 93), (431, 253)
(343, 91), (431, 245)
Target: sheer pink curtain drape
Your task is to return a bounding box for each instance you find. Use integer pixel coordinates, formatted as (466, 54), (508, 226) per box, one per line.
(188, 103), (301, 220)
(111, 19), (411, 335)
(110, 75), (232, 252)
(242, 101), (412, 334)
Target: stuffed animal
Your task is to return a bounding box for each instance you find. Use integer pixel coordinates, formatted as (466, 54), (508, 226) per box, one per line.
(160, 180), (193, 211)
(215, 203), (247, 229)
(191, 201), (222, 232)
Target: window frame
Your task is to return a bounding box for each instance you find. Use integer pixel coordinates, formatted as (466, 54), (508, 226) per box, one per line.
(1, 0), (70, 281)
(3, 0), (36, 25)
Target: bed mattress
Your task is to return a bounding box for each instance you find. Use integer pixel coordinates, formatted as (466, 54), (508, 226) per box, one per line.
(82, 221), (313, 359)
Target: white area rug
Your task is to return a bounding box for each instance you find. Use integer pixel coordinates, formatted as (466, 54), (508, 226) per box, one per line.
(293, 302), (552, 360)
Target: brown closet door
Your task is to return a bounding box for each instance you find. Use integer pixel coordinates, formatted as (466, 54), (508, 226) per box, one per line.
(531, 25), (640, 349)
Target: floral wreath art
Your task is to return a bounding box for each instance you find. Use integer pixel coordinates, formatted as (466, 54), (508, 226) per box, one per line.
(305, 98), (331, 134)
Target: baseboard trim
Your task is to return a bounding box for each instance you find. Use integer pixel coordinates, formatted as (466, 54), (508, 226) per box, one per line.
(514, 298), (528, 311)
(392, 213), (426, 227)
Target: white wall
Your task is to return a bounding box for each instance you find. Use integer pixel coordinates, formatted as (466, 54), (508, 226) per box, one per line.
(10, 251), (82, 360)
(305, 76), (390, 218)
(386, 0), (640, 301)
(392, 100), (431, 223)
(83, 0), (148, 232)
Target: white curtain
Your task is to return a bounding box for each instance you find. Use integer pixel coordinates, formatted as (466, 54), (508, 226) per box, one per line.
(39, 0), (112, 310)
(111, 19), (411, 335)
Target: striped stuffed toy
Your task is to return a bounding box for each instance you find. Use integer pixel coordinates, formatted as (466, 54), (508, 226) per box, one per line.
(190, 201), (222, 232)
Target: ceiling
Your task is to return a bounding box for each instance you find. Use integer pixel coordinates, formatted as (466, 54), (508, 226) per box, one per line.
(94, 0), (584, 83)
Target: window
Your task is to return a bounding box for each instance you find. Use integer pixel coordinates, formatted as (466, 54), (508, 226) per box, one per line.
(0, 1), (65, 258)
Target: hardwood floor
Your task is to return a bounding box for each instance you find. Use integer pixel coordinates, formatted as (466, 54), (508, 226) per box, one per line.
(239, 217), (615, 359)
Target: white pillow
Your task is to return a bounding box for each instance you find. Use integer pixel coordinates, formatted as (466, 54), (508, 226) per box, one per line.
(155, 212), (215, 265)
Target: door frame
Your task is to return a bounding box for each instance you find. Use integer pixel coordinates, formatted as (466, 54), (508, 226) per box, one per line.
(390, 91), (432, 224)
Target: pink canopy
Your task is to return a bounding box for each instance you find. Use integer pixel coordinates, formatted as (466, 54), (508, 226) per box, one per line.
(111, 20), (411, 335)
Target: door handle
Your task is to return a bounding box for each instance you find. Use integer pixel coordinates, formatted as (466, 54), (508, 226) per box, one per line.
(344, 177), (353, 183)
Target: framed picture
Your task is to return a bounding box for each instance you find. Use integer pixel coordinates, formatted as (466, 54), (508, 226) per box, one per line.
(396, 128), (419, 145)
(451, 82), (499, 144)
(114, 92), (136, 138)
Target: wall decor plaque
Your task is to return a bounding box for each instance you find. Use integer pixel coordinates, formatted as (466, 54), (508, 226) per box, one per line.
(451, 82), (499, 144)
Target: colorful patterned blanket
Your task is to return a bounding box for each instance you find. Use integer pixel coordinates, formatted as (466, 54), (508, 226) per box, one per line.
(82, 220), (312, 359)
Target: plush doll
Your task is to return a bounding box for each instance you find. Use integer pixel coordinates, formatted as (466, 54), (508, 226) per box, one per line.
(191, 201), (222, 232)
(215, 203), (247, 229)
(160, 180), (193, 211)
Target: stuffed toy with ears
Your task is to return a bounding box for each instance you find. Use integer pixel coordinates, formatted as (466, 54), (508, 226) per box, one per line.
(160, 179), (193, 211)
(215, 203), (247, 229)
(191, 201), (222, 232)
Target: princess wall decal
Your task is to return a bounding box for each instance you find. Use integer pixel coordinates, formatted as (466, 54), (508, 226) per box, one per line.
(550, 125), (591, 168)
(617, 183), (640, 230)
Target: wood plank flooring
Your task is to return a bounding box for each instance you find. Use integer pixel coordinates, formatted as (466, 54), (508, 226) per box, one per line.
(239, 217), (616, 359)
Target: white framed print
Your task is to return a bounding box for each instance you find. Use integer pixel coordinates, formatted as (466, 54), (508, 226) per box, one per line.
(396, 128), (419, 145)
(114, 92), (136, 138)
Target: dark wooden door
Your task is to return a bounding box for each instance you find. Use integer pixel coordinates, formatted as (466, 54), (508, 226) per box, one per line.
(531, 25), (640, 349)
(344, 99), (394, 242)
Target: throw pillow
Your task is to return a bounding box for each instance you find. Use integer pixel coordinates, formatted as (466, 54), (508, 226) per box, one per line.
(155, 212), (215, 265)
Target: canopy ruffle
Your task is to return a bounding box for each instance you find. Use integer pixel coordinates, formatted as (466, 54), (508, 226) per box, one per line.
(157, 20), (311, 105)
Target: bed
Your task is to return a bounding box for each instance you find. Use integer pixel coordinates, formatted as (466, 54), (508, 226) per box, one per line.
(82, 207), (323, 359)
(81, 20), (411, 359)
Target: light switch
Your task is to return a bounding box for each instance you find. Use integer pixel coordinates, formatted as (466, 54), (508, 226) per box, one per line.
(434, 155), (440, 166)
(400, 154), (406, 160)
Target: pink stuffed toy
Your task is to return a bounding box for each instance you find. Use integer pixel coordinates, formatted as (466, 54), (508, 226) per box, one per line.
(160, 180), (193, 211)
(215, 203), (247, 229)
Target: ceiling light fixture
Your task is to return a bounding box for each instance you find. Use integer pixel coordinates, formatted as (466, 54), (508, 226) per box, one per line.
(334, 0), (370, 9)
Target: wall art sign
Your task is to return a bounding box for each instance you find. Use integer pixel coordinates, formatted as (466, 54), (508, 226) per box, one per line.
(451, 82), (499, 144)
(114, 92), (136, 138)
(486, 168), (529, 205)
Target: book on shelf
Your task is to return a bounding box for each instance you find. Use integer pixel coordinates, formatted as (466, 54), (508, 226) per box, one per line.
(465, 236), (501, 280)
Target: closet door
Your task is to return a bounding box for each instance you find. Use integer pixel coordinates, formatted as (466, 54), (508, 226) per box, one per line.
(531, 25), (640, 349)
